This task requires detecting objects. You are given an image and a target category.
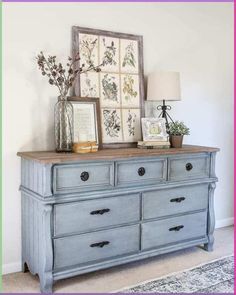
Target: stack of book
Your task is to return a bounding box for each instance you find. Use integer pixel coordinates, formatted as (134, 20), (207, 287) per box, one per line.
(72, 141), (98, 153)
(137, 139), (170, 149)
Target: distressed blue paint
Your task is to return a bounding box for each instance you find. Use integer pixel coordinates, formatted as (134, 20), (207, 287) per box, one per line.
(20, 151), (218, 293)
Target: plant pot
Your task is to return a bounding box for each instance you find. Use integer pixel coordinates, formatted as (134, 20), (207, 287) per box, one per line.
(170, 135), (184, 148)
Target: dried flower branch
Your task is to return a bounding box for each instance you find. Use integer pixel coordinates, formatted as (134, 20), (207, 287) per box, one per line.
(36, 51), (102, 97)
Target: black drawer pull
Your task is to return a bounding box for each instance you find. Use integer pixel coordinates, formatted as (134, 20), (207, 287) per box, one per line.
(170, 197), (186, 203)
(169, 225), (184, 232)
(90, 241), (110, 248)
(90, 208), (110, 215)
(80, 171), (89, 181)
(138, 167), (146, 176)
(186, 163), (193, 171)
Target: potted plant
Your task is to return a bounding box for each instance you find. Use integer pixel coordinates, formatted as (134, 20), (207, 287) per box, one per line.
(169, 121), (190, 148)
(36, 51), (102, 152)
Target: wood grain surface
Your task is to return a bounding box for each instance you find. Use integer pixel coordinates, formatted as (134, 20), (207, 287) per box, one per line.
(17, 145), (219, 164)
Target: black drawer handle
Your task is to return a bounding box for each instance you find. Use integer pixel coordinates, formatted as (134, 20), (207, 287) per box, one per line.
(80, 171), (89, 181)
(90, 208), (110, 215)
(138, 167), (146, 176)
(90, 241), (110, 248)
(169, 225), (184, 232)
(186, 163), (193, 171)
(170, 197), (186, 203)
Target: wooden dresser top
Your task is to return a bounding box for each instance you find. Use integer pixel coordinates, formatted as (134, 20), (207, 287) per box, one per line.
(17, 145), (219, 164)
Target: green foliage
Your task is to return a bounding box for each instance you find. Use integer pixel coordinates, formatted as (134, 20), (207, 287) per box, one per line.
(169, 121), (190, 136)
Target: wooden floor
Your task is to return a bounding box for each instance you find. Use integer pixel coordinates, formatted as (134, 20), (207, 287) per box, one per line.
(2, 226), (233, 293)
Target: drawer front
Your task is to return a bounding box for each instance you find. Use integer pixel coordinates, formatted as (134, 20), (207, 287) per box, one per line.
(143, 184), (208, 220)
(54, 225), (140, 269)
(142, 211), (207, 250)
(168, 154), (210, 181)
(116, 158), (167, 187)
(54, 194), (140, 236)
(53, 162), (114, 194)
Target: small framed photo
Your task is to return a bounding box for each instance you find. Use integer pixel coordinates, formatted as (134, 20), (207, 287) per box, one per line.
(68, 97), (102, 148)
(141, 118), (168, 141)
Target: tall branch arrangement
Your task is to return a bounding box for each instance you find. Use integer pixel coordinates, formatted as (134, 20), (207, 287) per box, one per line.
(36, 51), (102, 97)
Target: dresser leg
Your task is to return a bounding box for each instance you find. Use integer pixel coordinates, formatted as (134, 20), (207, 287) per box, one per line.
(39, 205), (54, 293)
(204, 236), (214, 252)
(22, 262), (29, 273)
(204, 183), (216, 252)
(39, 272), (53, 293)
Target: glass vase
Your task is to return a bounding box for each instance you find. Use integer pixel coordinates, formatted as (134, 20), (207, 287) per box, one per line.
(54, 96), (73, 152)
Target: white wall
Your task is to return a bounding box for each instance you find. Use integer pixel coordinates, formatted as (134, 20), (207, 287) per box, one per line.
(3, 2), (233, 274)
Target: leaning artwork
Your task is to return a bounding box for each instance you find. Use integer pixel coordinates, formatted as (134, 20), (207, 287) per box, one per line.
(72, 26), (145, 147)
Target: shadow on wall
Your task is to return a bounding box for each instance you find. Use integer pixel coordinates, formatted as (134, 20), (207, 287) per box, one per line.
(19, 60), (56, 152)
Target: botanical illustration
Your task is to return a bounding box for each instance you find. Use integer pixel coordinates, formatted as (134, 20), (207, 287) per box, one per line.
(79, 34), (99, 69)
(122, 109), (141, 142)
(73, 28), (144, 145)
(101, 74), (119, 102)
(148, 122), (161, 135)
(80, 72), (99, 97)
(120, 39), (139, 73)
(121, 74), (140, 108)
(123, 75), (137, 102)
(100, 37), (119, 72)
(126, 110), (137, 136)
(103, 109), (121, 138)
(122, 42), (136, 68)
(102, 38), (117, 66)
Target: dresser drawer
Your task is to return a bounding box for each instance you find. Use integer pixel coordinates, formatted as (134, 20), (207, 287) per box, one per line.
(52, 162), (114, 194)
(116, 158), (167, 187)
(54, 225), (140, 269)
(143, 184), (208, 220)
(54, 194), (140, 236)
(142, 211), (207, 250)
(168, 154), (210, 181)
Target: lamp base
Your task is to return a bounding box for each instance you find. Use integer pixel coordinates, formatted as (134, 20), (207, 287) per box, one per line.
(157, 100), (174, 130)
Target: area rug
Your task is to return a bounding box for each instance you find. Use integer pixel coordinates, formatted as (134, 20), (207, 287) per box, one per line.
(117, 255), (234, 293)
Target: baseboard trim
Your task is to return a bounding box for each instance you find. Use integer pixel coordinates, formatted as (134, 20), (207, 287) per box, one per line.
(3, 262), (21, 275)
(215, 217), (234, 228)
(3, 218), (234, 275)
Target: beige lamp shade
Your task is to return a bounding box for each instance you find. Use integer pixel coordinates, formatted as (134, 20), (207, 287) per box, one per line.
(147, 71), (181, 101)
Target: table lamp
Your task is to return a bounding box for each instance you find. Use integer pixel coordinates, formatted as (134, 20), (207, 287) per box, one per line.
(147, 71), (181, 128)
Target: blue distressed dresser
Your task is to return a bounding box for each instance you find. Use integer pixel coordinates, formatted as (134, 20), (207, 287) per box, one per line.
(18, 145), (219, 293)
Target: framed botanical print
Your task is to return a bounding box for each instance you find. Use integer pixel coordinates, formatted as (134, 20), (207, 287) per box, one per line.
(72, 26), (145, 148)
(141, 118), (168, 141)
(68, 97), (102, 149)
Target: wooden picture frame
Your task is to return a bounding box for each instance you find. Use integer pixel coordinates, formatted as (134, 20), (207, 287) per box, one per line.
(68, 96), (103, 149)
(72, 26), (145, 148)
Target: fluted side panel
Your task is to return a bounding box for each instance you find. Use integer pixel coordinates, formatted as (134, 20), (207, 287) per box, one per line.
(22, 192), (53, 292)
(21, 159), (52, 197)
(22, 193), (41, 275)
